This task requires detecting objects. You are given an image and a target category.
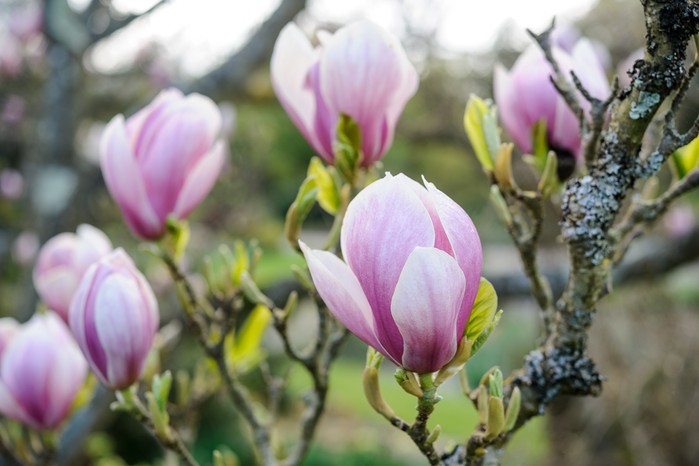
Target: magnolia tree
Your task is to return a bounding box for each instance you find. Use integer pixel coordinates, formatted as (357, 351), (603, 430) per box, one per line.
(2, 1), (699, 465)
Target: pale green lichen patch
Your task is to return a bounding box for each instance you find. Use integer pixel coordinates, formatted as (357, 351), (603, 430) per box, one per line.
(629, 91), (661, 119)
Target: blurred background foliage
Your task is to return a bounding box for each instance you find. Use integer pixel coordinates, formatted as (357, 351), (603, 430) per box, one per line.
(1, 0), (698, 464)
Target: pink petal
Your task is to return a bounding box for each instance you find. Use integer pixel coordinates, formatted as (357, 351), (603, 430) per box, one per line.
(172, 140), (225, 219)
(340, 173), (435, 360)
(94, 273), (156, 389)
(512, 48), (559, 142)
(320, 21), (404, 160)
(391, 247), (465, 374)
(137, 94), (222, 219)
(74, 224), (113, 271)
(369, 51), (419, 165)
(306, 63), (337, 161)
(100, 115), (162, 239)
(69, 262), (108, 381)
(0, 381), (32, 426)
(494, 64), (531, 152)
(571, 39), (611, 101)
(423, 179), (483, 336)
(34, 268), (79, 321)
(126, 88), (184, 151)
(271, 24), (327, 158)
(299, 242), (395, 363)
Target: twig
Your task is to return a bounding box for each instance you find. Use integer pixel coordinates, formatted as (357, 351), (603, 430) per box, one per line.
(159, 251), (276, 466)
(116, 388), (200, 466)
(613, 169), (699, 263)
(527, 21), (586, 128)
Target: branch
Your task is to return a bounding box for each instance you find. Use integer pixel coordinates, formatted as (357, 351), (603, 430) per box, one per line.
(88, 1), (167, 44)
(186, 0), (307, 99)
(613, 169), (699, 262)
(458, 2), (699, 464)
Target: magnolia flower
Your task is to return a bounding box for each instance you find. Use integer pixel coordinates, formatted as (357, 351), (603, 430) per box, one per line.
(301, 173), (482, 374)
(33, 224), (113, 322)
(100, 88), (225, 239)
(271, 21), (418, 167)
(69, 249), (159, 389)
(494, 39), (610, 178)
(0, 312), (87, 430)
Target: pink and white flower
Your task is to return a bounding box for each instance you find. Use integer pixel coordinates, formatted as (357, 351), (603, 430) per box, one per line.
(100, 88), (225, 239)
(33, 224), (112, 322)
(301, 173), (482, 374)
(0, 312), (87, 430)
(271, 21), (418, 167)
(494, 38), (610, 176)
(69, 249), (159, 390)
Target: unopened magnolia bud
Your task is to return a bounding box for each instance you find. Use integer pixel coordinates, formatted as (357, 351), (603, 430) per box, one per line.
(485, 396), (505, 439)
(489, 369), (504, 398)
(477, 387), (489, 426)
(504, 386), (521, 432)
(426, 424), (442, 445)
(394, 369), (423, 397)
(363, 367), (396, 420)
(69, 249), (159, 390)
(494, 143), (515, 189)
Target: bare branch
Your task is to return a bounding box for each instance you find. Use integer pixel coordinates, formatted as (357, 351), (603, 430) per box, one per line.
(186, 0), (307, 99)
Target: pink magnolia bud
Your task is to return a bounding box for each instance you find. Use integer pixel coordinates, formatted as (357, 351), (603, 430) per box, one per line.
(271, 21), (418, 167)
(100, 88), (225, 239)
(33, 225), (113, 322)
(0, 312), (87, 430)
(494, 39), (610, 177)
(301, 173), (482, 374)
(69, 249), (159, 390)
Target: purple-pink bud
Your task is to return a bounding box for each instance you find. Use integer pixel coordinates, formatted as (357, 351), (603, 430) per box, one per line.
(301, 173), (482, 374)
(494, 39), (610, 168)
(100, 88), (225, 240)
(33, 224), (113, 322)
(0, 312), (87, 430)
(271, 21), (418, 167)
(69, 249), (159, 390)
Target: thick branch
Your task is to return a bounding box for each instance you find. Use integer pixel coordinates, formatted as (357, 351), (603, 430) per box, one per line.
(186, 0), (307, 99)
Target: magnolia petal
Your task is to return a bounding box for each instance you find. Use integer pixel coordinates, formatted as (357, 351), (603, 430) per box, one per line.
(100, 115), (161, 239)
(423, 178), (482, 336)
(42, 315), (86, 428)
(94, 273), (154, 389)
(74, 224), (113, 270)
(271, 24), (326, 157)
(126, 88), (183, 148)
(391, 247), (465, 374)
(299, 242), (396, 363)
(494, 64), (531, 152)
(69, 260), (109, 382)
(371, 49), (419, 164)
(172, 140), (225, 219)
(571, 39), (611, 101)
(341, 174), (435, 360)
(137, 94), (222, 219)
(320, 21), (405, 161)
(34, 269), (79, 320)
(512, 48), (559, 140)
(0, 381), (32, 427)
